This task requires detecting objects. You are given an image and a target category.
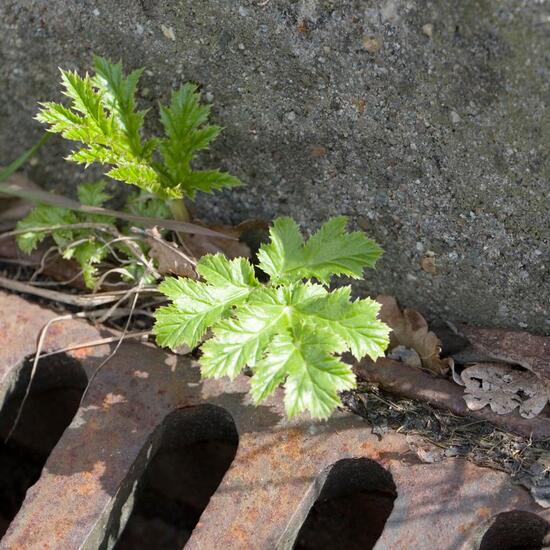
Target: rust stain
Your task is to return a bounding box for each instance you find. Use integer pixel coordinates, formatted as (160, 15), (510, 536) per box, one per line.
(297, 20), (310, 35)
(74, 461), (106, 496)
(69, 346), (95, 359)
(102, 393), (127, 409)
(477, 506), (492, 519)
(229, 524), (248, 543)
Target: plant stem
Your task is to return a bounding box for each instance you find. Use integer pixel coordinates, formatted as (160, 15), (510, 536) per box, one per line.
(169, 199), (190, 222)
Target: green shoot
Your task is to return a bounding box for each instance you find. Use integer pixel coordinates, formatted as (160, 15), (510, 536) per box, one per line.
(154, 216), (390, 419)
(35, 57), (241, 211)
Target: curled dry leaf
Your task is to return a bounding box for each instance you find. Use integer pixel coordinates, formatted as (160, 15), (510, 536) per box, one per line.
(388, 345), (422, 369)
(149, 219), (268, 279)
(183, 220), (255, 260)
(146, 228), (196, 279)
(406, 435), (445, 464)
(0, 174), (41, 226)
(376, 295), (451, 375)
(461, 363), (548, 419)
(454, 324), (550, 393)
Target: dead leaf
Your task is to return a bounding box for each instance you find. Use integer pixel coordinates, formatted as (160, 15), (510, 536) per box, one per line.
(461, 363), (548, 419)
(149, 219), (268, 279)
(454, 325), (550, 392)
(377, 295), (452, 375)
(388, 345), (422, 369)
(147, 228), (196, 278)
(0, 236), (88, 289)
(0, 173), (41, 225)
(183, 219), (269, 261)
(406, 435), (445, 464)
(362, 36), (382, 53)
(420, 255), (437, 275)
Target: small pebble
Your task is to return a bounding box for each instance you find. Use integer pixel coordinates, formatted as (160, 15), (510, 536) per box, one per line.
(450, 110), (461, 124)
(286, 111), (297, 121)
(161, 25), (176, 41)
(422, 23), (434, 38)
(362, 36), (382, 54)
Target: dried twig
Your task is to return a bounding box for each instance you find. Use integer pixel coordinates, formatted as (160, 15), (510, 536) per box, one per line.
(0, 181), (234, 238)
(0, 274), (158, 307)
(5, 312), (84, 442)
(36, 330), (151, 360)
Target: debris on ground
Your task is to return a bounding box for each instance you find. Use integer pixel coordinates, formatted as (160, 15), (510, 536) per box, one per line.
(459, 363), (548, 419)
(342, 383), (550, 506)
(376, 294), (451, 375)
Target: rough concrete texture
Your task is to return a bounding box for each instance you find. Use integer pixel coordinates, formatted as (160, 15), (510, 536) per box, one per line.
(0, 0), (548, 332)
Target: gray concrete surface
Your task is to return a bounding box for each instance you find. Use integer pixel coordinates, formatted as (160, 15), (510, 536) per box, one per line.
(0, 0), (548, 332)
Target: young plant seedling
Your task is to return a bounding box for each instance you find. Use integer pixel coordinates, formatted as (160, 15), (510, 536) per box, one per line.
(154, 216), (391, 419)
(16, 56), (241, 287)
(35, 56), (241, 220)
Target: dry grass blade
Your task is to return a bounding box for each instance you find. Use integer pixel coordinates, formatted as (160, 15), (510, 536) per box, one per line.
(0, 274), (158, 307)
(5, 312), (83, 442)
(0, 181), (234, 238)
(37, 330), (151, 360)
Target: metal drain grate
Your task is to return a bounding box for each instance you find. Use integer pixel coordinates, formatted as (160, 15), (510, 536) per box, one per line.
(0, 291), (548, 550)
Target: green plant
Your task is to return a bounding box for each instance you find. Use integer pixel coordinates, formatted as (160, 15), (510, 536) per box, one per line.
(36, 56), (241, 220)
(15, 56), (242, 287)
(16, 180), (127, 287)
(154, 216), (390, 419)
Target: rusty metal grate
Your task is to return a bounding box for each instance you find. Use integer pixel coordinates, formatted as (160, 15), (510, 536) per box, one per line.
(0, 290), (548, 550)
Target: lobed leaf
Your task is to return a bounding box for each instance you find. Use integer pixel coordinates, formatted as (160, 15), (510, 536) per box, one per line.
(258, 216), (383, 284)
(36, 58), (239, 201)
(154, 216), (389, 419)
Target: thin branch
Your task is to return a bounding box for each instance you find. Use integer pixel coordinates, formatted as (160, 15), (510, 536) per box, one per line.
(0, 274), (159, 307)
(5, 312), (82, 442)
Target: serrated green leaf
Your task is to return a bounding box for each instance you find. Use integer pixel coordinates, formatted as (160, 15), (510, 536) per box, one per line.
(257, 217), (305, 281)
(107, 163), (164, 196)
(154, 217), (388, 419)
(257, 216), (383, 284)
(125, 190), (172, 220)
(153, 279), (226, 349)
(154, 271), (257, 350)
(300, 216), (383, 283)
(72, 239), (108, 287)
(253, 324), (354, 419)
(196, 254), (259, 288)
(36, 57), (240, 201)
(92, 56), (145, 156)
(297, 287), (391, 361)
(199, 306), (284, 380)
(77, 181), (111, 207)
(16, 205), (77, 253)
(180, 169), (242, 199)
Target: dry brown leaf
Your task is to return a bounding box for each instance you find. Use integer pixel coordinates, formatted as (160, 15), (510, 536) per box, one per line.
(377, 295), (451, 375)
(406, 435), (445, 464)
(149, 219), (268, 279)
(388, 345), (422, 369)
(0, 173), (41, 224)
(183, 221), (250, 260)
(182, 218), (269, 261)
(420, 255), (437, 275)
(146, 227), (197, 278)
(461, 363), (548, 419)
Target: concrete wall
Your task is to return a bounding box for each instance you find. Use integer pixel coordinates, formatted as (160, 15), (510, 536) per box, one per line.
(0, 0), (548, 332)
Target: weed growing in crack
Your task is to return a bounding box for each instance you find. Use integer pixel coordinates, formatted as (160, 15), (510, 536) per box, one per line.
(154, 216), (390, 419)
